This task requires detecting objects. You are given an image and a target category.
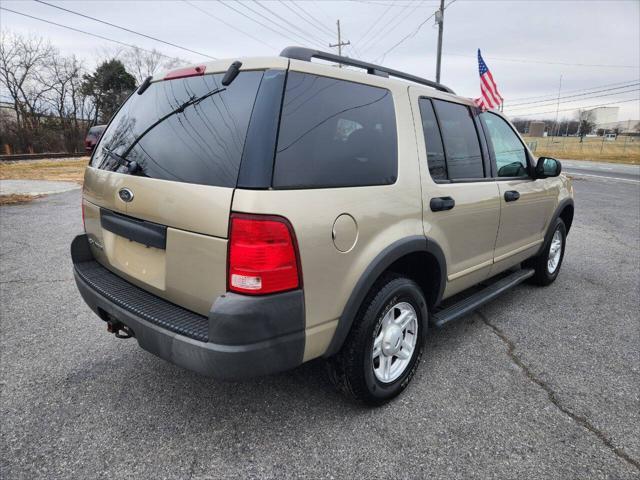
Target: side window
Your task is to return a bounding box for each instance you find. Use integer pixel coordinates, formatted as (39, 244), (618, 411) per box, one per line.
(418, 99), (447, 180)
(273, 72), (397, 188)
(432, 99), (484, 180)
(481, 112), (528, 177)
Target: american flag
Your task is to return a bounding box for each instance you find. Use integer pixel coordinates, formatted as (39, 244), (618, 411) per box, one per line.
(474, 49), (503, 111)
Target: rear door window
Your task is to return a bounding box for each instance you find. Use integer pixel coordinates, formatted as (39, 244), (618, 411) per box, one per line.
(91, 71), (263, 188)
(432, 99), (484, 180)
(418, 99), (447, 181)
(273, 72), (397, 189)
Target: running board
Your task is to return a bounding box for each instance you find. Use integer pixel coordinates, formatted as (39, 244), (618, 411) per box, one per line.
(432, 268), (535, 328)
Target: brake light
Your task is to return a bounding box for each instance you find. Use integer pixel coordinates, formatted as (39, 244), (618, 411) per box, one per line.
(164, 65), (206, 80)
(228, 213), (301, 295)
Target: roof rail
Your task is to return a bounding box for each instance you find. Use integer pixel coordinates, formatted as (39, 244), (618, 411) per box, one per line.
(280, 46), (455, 94)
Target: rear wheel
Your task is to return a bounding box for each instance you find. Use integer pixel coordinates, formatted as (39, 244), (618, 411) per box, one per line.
(327, 274), (428, 405)
(527, 218), (567, 286)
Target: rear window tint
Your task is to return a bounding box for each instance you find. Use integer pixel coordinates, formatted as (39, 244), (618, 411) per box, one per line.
(91, 71), (263, 188)
(273, 72), (397, 189)
(432, 99), (484, 180)
(418, 99), (447, 180)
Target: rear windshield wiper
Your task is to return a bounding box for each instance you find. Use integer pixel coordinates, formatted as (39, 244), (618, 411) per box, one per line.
(121, 86), (226, 159)
(102, 147), (143, 175)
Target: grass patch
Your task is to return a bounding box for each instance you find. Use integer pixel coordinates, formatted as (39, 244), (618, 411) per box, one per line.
(0, 194), (43, 205)
(0, 157), (89, 184)
(523, 136), (640, 164)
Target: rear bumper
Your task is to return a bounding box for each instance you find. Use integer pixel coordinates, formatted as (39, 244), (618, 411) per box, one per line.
(71, 234), (305, 379)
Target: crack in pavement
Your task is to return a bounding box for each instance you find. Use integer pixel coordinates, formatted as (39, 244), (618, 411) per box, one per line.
(477, 310), (640, 472)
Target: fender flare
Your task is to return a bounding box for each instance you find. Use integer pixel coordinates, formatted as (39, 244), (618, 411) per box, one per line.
(323, 235), (446, 358)
(536, 197), (574, 256)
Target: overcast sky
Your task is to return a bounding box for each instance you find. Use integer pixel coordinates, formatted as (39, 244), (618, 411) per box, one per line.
(2, 0), (639, 121)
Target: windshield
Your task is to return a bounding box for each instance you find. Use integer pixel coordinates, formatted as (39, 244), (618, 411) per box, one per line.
(91, 71), (263, 188)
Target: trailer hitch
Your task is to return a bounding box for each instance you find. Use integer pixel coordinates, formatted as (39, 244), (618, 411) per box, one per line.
(107, 320), (133, 339)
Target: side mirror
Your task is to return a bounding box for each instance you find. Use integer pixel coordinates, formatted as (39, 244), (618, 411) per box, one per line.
(535, 157), (562, 178)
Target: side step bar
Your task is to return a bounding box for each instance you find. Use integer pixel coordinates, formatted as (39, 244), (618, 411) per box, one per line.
(432, 268), (535, 328)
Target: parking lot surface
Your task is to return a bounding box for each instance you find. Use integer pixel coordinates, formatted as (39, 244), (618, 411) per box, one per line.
(1, 175), (639, 479)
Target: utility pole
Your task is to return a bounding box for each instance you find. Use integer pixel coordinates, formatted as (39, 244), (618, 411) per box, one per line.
(551, 74), (562, 142)
(329, 19), (350, 64)
(435, 0), (445, 83)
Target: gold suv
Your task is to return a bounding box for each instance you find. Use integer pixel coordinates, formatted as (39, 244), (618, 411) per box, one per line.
(71, 48), (574, 404)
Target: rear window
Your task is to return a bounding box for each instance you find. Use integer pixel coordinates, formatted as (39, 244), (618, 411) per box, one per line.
(273, 72), (397, 189)
(91, 71), (263, 188)
(432, 99), (484, 180)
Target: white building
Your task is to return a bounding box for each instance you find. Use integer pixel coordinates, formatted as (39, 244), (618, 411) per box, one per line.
(585, 106), (619, 126)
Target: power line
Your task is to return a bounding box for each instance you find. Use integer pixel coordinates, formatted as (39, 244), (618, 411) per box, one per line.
(375, 0), (458, 63)
(279, 0), (334, 42)
(447, 52), (639, 69)
(349, 0), (437, 6)
(506, 88), (640, 112)
(507, 83), (640, 109)
(359, 1), (416, 55)
(354, 2), (394, 52)
(216, 0), (311, 47)
(507, 79), (640, 102)
(505, 98), (639, 118)
(0, 6), (177, 59)
(34, 0), (217, 59)
(182, 0), (277, 50)
(251, 1), (327, 48)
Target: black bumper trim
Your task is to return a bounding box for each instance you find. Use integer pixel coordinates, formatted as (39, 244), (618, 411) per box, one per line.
(71, 234), (305, 379)
(75, 259), (210, 342)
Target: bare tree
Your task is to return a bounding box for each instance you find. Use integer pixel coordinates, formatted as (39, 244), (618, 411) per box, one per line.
(41, 53), (91, 151)
(0, 31), (56, 151)
(122, 46), (186, 84)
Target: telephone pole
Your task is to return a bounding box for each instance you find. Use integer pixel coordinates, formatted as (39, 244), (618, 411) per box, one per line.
(329, 19), (350, 64)
(435, 0), (445, 83)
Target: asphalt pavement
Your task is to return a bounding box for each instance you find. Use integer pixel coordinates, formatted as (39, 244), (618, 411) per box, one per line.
(1, 171), (639, 479)
(562, 159), (640, 183)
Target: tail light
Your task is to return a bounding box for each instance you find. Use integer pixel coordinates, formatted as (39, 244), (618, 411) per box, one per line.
(228, 213), (301, 295)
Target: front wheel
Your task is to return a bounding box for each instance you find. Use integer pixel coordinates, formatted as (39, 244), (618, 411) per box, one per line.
(327, 274), (428, 405)
(527, 218), (567, 286)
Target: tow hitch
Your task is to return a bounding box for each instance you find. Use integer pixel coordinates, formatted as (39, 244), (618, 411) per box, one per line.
(107, 320), (134, 339)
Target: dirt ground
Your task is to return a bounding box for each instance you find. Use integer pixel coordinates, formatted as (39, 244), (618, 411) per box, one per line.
(0, 157), (89, 184)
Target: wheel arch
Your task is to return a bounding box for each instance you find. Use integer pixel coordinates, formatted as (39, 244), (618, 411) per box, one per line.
(323, 235), (446, 358)
(536, 198), (574, 257)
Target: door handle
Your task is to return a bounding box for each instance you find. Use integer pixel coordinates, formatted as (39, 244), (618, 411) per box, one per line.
(430, 196), (455, 212)
(504, 190), (520, 202)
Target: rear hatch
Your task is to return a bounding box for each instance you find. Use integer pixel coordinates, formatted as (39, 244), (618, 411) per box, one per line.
(82, 64), (270, 316)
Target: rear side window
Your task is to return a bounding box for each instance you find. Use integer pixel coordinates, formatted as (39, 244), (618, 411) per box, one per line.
(91, 71), (263, 188)
(418, 99), (447, 180)
(432, 99), (484, 180)
(273, 72), (397, 188)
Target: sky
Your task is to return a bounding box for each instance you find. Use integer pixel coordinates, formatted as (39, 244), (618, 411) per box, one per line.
(1, 0), (639, 121)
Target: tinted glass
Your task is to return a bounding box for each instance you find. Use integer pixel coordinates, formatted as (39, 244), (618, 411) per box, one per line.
(418, 98), (446, 180)
(273, 72), (397, 188)
(481, 112), (528, 177)
(432, 100), (484, 179)
(91, 71), (263, 188)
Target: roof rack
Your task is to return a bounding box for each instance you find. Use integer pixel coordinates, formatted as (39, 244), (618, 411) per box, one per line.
(280, 46), (455, 94)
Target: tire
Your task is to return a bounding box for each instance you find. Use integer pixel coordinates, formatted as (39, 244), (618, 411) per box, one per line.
(526, 217), (567, 286)
(326, 273), (428, 405)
